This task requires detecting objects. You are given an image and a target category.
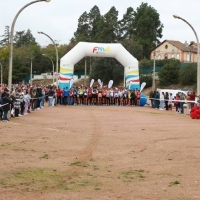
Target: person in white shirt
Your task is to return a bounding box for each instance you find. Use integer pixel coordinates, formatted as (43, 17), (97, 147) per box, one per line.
(160, 92), (165, 110)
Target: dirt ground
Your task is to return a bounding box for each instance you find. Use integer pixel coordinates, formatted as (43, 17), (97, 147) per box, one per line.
(0, 103), (200, 200)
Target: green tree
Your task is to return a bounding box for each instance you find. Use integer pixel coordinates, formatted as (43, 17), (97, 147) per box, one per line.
(140, 75), (152, 88)
(158, 59), (180, 86)
(14, 29), (37, 47)
(90, 57), (123, 86)
(73, 11), (90, 42)
(88, 5), (101, 42)
(95, 6), (119, 43)
(179, 63), (197, 86)
(0, 45), (10, 83)
(121, 39), (143, 61)
(118, 7), (135, 40)
(133, 3), (163, 58)
(0, 26), (10, 47)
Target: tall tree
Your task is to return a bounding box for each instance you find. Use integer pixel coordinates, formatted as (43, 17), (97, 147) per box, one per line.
(14, 29), (37, 47)
(118, 7), (135, 40)
(133, 3), (163, 58)
(121, 39), (143, 61)
(0, 26), (10, 47)
(95, 6), (119, 43)
(73, 11), (90, 42)
(88, 5), (101, 42)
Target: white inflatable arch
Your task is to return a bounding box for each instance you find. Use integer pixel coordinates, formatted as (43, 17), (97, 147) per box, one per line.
(59, 42), (140, 90)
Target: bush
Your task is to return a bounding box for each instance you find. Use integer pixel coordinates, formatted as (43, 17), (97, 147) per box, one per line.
(179, 63), (197, 86)
(158, 60), (180, 86)
(140, 75), (152, 88)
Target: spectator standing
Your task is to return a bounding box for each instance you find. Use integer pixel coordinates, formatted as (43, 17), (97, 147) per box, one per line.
(179, 92), (185, 114)
(164, 92), (169, 110)
(1, 92), (13, 122)
(63, 87), (69, 106)
(168, 93), (173, 111)
(56, 86), (63, 105)
(174, 93), (180, 113)
(155, 91), (160, 109)
(188, 91), (196, 109)
(160, 92), (165, 110)
(48, 86), (54, 107)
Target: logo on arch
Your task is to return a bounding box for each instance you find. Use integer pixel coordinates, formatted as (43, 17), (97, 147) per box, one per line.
(93, 46), (110, 54)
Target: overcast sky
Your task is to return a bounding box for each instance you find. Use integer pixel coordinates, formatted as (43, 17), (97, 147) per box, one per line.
(0, 0), (200, 47)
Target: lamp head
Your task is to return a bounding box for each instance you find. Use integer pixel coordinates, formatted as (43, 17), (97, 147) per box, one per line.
(38, 31), (41, 34)
(173, 15), (180, 19)
(44, 0), (51, 2)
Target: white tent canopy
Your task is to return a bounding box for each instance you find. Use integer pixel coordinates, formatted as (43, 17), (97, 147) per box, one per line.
(59, 42), (140, 89)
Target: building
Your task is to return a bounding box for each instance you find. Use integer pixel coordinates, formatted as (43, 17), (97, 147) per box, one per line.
(150, 40), (197, 63)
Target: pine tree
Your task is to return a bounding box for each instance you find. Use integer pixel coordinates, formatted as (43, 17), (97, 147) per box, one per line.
(0, 26), (10, 47)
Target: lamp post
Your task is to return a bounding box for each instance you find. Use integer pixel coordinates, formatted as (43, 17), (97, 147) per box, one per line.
(30, 57), (33, 86)
(38, 31), (59, 87)
(152, 50), (156, 91)
(42, 54), (54, 84)
(0, 62), (2, 90)
(8, 0), (51, 91)
(84, 57), (87, 86)
(173, 15), (200, 97)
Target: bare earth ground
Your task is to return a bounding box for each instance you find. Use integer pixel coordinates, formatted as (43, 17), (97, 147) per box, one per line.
(0, 103), (200, 200)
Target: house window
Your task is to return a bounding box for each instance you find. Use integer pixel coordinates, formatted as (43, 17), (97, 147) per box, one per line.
(158, 55), (161, 60)
(165, 45), (168, 49)
(186, 54), (190, 62)
(171, 54), (174, 58)
(164, 54), (168, 59)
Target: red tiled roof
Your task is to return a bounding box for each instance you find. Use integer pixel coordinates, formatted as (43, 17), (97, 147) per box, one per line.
(151, 40), (197, 53)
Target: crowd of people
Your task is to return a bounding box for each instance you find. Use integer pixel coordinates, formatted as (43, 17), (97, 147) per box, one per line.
(0, 83), (198, 122)
(149, 90), (197, 115)
(0, 83), (142, 122)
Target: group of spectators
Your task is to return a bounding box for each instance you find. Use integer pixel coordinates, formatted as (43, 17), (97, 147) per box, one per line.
(149, 90), (196, 114)
(1, 82), (198, 122)
(0, 83), (143, 122)
(0, 84), (48, 122)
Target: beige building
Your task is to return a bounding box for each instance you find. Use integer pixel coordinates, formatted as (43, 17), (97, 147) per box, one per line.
(150, 40), (197, 63)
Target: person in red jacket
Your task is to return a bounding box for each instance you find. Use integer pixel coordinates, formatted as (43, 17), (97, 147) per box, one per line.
(188, 91), (196, 109)
(174, 93), (180, 113)
(56, 86), (63, 105)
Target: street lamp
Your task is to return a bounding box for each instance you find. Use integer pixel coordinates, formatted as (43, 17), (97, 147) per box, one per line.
(152, 49), (156, 91)
(38, 31), (59, 87)
(8, 0), (51, 91)
(28, 57), (34, 86)
(42, 54), (54, 84)
(173, 15), (200, 97)
(84, 57), (87, 86)
(0, 62), (2, 90)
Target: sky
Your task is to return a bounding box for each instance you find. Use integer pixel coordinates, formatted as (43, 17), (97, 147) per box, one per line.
(0, 0), (200, 47)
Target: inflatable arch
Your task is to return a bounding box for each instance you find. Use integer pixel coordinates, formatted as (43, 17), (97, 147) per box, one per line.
(59, 42), (140, 90)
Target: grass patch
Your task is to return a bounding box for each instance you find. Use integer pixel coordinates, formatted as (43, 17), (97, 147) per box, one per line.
(69, 161), (90, 168)
(169, 180), (180, 186)
(40, 154), (49, 159)
(120, 169), (146, 181)
(0, 168), (101, 192)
